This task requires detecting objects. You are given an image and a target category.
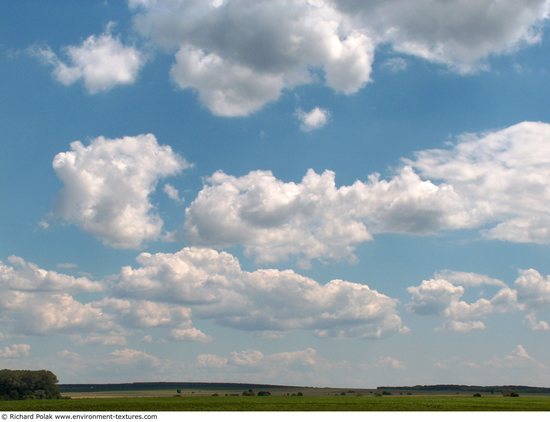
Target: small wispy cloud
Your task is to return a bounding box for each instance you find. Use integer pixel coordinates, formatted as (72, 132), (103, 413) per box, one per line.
(382, 57), (408, 73)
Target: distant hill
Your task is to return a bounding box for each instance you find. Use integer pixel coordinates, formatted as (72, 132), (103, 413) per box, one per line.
(59, 382), (550, 395)
(377, 384), (550, 394)
(59, 382), (305, 393)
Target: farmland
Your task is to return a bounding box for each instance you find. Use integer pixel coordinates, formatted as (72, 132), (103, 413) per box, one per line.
(1, 392), (550, 411)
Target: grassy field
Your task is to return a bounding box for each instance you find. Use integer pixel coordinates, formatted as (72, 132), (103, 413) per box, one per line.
(1, 395), (550, 411)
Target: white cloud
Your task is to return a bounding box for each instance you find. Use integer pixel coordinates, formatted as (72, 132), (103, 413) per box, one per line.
(270, 348), (318, 368)
(377, 356), (406, 369)
(0, 259), (113, 339)
(407, 266), (550, 332)
(525, 313), (550, 331)
(0, 291), (111, 336)
(407, 271), (522, 332)
(33, 29), (145, 93)
(197, 348), (319, 371)
(229, 350), (264, 367)
(332, 0), (550, 73)
(434, 270), (506, 288)
(170, 45), (285, 117)
(184, 169), (373, 265)
(196, 353), (228, 368)
(0, 344), (30, 359)
(441, 320), (486, 333)
(131, 0), (374, 116)
(169, 327), (212, 343)
(113, 247), (406, 339)
(0, 255), (211, 344)
(110, 348), (162, 367)
(382, 57), (408, 73)
(514, 269), (550, 307)
(407, 279), (464, 316)
(183, 167), (465, 265)
(185, 122), (550, 264)
(163, 184), (182, 203)
(53, 134), (189, 249)
(487, 344), (545, 369)
(1, 256), (101, 293)
(128, 1), (549, 114)
(409, 121), (550, 244)
(295, 107), (330, 132)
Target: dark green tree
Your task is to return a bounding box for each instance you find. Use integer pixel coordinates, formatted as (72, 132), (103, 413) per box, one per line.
(0, 369), (61, 400)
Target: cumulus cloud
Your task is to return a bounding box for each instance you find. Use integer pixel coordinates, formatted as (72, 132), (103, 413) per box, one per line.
(407, 279), (464, 317)
(131, 0), (374, 116)
(0, 344), (30, 359)
(113, 247), (407, 339)
(406, 273), (519, 332)
(514, 269), (550, 307)
(53, 134), (190, 249)
(295, 107), (330, 132)
(0, 256), (208, 344)
(407, 267), (550, 332)
(525, 313), (550, 331)
(409, 121), (550, 244)
(185, 121), (550, 264)
(184, 167), (464, 265)
(110, 348), (162, 367)
(128, 0), (549, 114)
(0, 257), (115, 337)
(197, 348), (318, 371)
(169, 327), (212, 343)
(1, 256), (102, 293)
(332, 0), (550, 73)
(33, 28), (145, 93)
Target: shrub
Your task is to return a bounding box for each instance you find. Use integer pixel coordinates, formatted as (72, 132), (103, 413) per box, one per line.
(473, 393), (482, 398)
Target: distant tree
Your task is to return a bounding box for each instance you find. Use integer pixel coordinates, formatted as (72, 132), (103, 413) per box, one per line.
(0, 370), (61, 400)
(242, 389), (255, 396)
(257, 391), (271, 396)
(473, 393), (482, 398)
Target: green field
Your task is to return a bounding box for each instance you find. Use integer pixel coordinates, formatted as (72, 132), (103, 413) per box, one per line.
(1, 395), (550, 411)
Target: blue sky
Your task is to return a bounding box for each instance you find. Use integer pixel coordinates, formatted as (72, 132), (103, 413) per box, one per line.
(1, 0), (550, 387)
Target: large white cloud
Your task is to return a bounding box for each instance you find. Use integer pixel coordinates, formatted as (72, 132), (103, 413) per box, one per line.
(129, 0), (549, 114)
(410, 121), (550, 244)
(332, 0), (550, 73)
(184, 167), (464, 265)
(33, 29), (145, 93)
(53, 134), (190, 249)
(0, 256), (208, 344)
(185, 121), (550, 264)
(113, 247), (407, 339)
(130, 0), (374, 116)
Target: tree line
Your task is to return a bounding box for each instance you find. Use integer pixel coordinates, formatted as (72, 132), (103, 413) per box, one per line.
(0, 369), (61, 400)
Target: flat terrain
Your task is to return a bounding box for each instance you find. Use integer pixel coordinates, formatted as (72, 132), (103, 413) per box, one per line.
(1, 395), (550, 411)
